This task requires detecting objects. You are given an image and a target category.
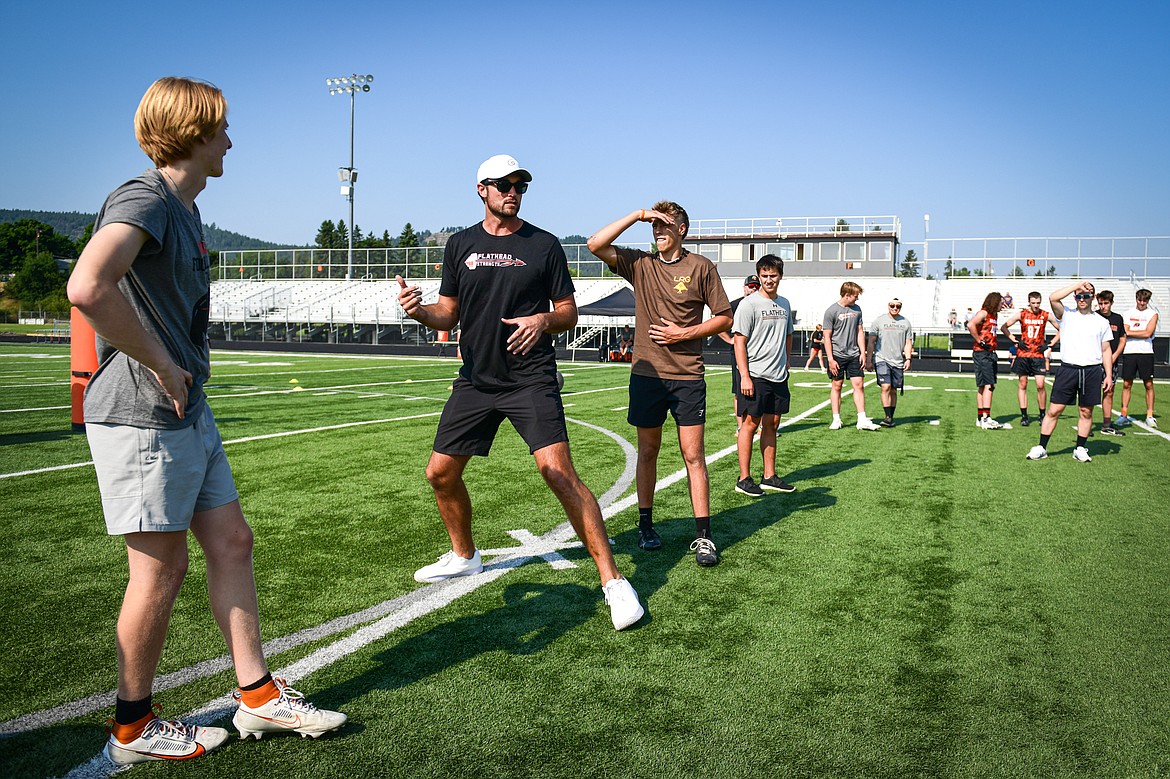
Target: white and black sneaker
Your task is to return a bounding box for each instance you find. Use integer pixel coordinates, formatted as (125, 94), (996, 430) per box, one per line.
(690, 536), (720, 567)
(759, 475), (796, 493)
(735, 477), (765, 497)
(1025, 445), (1048, 460)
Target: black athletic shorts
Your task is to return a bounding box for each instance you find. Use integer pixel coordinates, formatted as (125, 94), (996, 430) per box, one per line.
(736, 376), (791, 419)
(1051, 363), (1104, 408)
(973, 350), (998, 387)
(1122, 353), (1154, 382)
(628, 373), (707, 428)
(1013, 356), (1047, 377)
(731, 363), (741, 397)
(827, 353), (863, 381)
(434, 375), (567, 457)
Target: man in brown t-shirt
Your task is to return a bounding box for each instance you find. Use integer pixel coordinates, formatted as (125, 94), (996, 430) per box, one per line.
(588, 201), (732, 566)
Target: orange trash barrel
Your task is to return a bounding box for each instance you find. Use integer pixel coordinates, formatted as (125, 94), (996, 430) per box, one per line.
(70, 307), (98, 432)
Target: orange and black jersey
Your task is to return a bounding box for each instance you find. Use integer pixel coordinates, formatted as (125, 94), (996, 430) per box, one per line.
(1017, 309), (1050, 356)
(974, 314), (998, 351)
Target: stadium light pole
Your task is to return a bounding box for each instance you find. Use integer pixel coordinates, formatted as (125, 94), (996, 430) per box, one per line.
(325, 74), (374, 280)
(923, 213), (930, 278)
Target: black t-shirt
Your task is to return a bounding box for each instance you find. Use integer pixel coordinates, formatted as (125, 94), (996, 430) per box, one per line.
(439, 222), (574, 389)
(1100, 310), (1125, 352)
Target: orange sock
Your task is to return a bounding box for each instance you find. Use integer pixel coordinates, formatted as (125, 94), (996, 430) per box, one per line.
(110, 710), (155, 743)
(239, 679), (279, 708)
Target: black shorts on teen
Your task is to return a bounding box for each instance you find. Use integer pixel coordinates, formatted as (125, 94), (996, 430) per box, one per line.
(973, 350), (998, 387)
(827, 353), (863, 381)
(736, 375), (791, 419)
(433, 375), (567, 457)
(1050, 363), (1105, 407)
(1013, 356), (1047, 377)
(628, 373), (707, 428)
(1122, 353), (1154, 382)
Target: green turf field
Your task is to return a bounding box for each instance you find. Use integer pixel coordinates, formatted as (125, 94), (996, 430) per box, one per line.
(1, 344), (1168, 778)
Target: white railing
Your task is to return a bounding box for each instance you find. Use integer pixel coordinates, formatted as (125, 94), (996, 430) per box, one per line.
(900, 235), (1170, 280)
(687, 215), (900, 239)
(214, 244), (643, 283)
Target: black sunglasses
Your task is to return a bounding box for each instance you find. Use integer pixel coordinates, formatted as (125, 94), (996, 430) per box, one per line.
(1074, 293), (1093, 300)
(482, 178), (529, 194)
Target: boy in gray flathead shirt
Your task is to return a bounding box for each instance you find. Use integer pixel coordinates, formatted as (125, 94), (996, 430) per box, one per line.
(822, 282), (880, 430)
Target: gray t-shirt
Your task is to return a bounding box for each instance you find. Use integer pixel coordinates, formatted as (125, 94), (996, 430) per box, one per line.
(823, 301), (863, 359)
(869, 313), (914, 365)
(84, 170), (212, 429)
(732, 292), (794, 382)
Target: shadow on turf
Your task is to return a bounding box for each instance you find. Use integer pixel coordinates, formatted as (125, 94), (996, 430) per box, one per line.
(314, 459), (859, 714)
(0, 429), (78, 447)
(321, 581), (598, 706)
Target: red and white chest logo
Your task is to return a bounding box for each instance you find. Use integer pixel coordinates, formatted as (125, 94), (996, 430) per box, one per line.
(465, 253), (526, 270)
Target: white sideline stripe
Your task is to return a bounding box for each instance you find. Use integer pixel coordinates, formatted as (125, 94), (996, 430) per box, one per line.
(0, 405), (70, 413)
(0, 412), (445, 480)
(8, 416), (637, 743)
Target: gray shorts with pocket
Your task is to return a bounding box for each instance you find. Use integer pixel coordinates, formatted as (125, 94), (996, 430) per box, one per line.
(86, 404), (238, 535)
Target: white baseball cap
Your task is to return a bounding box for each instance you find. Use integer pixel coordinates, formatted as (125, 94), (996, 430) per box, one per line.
(476, 154), (532, 184)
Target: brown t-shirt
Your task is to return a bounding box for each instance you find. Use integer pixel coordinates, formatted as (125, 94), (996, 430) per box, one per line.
(612, 247), (732, 380)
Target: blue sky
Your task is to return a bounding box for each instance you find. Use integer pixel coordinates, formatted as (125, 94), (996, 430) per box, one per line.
(2, 0), (1167, 248)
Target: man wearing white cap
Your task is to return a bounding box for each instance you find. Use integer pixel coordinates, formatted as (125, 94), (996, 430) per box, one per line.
(866, 298), (914, 427)
(396, 155), (644, 630)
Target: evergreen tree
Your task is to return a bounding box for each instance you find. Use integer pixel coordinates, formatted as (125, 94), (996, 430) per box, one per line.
(898, 249), (920, 278)
(397, 222), (420, 248)
(315, 220), (338, 249)
(335, 219), (350, 247)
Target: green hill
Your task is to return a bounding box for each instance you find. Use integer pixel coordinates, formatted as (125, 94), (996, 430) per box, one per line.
(0, 209), (284, 251)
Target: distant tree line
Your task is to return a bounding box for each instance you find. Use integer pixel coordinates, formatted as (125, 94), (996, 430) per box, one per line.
(312, 220), (466, 250)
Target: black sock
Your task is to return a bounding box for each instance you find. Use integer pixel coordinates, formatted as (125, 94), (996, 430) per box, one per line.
(240, 673), (273, 692)
(1039, 407), (1045, 417)
(695, 517), (711, 538)
(115, 695), (153, 726)
(884, 405), (894, 420)
(638, 507), (653, 530)
(1039, 433), (1052, 447)
(1076, 436), (1087, 449)
(1021, 407), (1027, 417)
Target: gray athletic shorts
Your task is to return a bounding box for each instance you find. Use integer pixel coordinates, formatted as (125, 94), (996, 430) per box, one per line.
(874, 362), (904, 388)
(86, 404), (239, 535)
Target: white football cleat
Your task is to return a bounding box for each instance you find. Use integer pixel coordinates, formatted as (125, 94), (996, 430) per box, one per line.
(233, 677), (347, 740)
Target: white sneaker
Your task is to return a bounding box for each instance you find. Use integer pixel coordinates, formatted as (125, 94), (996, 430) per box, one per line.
(1072, 446), (1092, 463)
(233, 677), (347, 739)
(1025, 445), (1048, 460)
(856, 419), (881, 431)
(104, 712), (229, 765)
(981, 418), (1005, 430)
(828, 418), (843, 430)
(602, 577), (645, 630)
(1147, 417), (1158, 429)
(414, 549), (483, 583)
